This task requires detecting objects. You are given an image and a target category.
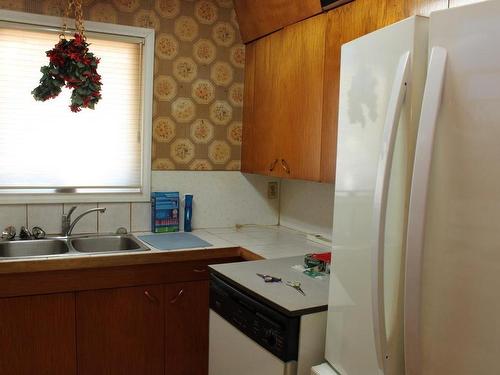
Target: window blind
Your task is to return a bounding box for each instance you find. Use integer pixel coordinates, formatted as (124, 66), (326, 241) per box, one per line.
(0, 27), (143, 191)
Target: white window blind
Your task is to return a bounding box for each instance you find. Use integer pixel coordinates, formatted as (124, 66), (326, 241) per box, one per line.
(0, 25), (145, 194)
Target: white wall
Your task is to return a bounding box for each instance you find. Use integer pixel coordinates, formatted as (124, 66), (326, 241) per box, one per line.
(0, 172), (338, 237)
(279, 179), (334, 239)
(0, 172), (279, 235)
(152, 171), (279, 229)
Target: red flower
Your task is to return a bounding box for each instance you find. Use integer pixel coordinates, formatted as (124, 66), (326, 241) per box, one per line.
(70, 104), (81, 112)
(33, 33), (102, 112)
(73, 33), (84, 46)
(47, 50), (64, 66)
(68, 52), (81, 61)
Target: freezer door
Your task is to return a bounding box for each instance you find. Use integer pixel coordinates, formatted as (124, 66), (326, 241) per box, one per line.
(326, 16), (429, 375)
(405, 1), (500, 374)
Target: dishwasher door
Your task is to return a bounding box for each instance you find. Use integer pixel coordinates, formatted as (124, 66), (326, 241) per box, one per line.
(209, 310), (297, 375)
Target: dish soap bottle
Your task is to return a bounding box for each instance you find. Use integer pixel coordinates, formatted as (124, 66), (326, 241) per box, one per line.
(184, 194), (193, 232)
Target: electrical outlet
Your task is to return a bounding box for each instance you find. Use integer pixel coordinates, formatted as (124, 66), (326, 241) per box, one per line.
(267, 181), (278, 199)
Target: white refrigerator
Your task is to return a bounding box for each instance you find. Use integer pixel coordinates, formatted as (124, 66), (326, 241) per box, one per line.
(314, 1), (500, 374)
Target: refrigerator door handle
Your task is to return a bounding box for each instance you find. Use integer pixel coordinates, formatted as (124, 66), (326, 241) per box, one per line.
(371, 51), (411, 373)
(404, 46), (447, 375)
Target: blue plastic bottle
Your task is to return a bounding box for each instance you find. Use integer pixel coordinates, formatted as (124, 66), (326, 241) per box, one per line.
(184, 194), (193, 232)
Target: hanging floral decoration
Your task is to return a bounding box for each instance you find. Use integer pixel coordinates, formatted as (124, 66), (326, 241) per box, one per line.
(32, 0), (102, 112)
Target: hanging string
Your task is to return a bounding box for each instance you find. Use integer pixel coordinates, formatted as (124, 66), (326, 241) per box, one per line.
(60, 0), (86, 40)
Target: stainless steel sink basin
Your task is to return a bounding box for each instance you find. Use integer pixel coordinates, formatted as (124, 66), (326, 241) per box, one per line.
(69, 235), (149, 253)
(0, 234), (149, 259)
(0, 239), (69, 258)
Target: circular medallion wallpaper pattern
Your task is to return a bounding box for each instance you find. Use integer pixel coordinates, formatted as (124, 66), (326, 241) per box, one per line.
(190, 118), (214, 144)
(193, 38), (217, 65)
(4, 0), (245, 171)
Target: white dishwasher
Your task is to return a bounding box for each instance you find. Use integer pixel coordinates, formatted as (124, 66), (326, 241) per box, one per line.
(209, 274), (299, 375)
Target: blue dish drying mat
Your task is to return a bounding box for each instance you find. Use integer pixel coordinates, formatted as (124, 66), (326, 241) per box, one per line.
(137, 233), (212, 251)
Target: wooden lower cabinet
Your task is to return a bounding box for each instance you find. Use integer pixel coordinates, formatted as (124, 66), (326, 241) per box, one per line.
(0, 293), (76, 375)
(165, 280), (210, 375)
(76, 285), (165, 375)
(0, 256), (246, 375)
(75, 281), (211, 375)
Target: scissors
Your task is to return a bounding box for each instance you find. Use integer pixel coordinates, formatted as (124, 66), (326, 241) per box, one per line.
(256, 273), (282, 283)
(285, 281), (306, 296)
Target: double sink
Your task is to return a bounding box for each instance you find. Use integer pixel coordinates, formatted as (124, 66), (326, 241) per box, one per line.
(0, 234), (150, 259)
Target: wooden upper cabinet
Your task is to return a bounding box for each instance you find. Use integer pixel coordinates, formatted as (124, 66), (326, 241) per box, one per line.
(404, 0), (448, 16)
(234, 0), (322, 43)
(242, 15), (328, 181)
(247, 30), (284, 177)
(0, 293), (77, 375)
(279, 15), (327, 181)
(165, 280), (210, 375)
(76, 285), (165, 375)
(241, 0), (453, 183)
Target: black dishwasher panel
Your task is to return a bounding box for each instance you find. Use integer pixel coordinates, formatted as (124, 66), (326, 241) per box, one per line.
(209, 273), (300, 362)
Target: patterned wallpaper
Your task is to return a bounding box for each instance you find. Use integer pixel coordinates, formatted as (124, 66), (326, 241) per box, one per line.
(0, 0), (244, 171)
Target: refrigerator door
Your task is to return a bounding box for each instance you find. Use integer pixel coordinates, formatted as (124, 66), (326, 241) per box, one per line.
(405, 1), (500, 374)
(326, 17), (428, 375)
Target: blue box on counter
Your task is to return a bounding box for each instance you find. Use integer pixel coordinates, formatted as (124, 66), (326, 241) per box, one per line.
(151, 192), (179, 233)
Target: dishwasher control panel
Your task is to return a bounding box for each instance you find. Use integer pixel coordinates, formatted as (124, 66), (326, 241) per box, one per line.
(209, 273), (300, 362)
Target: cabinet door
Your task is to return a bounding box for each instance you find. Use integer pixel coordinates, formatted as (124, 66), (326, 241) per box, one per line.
(279, 15), (327, 181)
(165, 280), (209, 375)
(249, 30), (284, 177)
(76, 285), (164, 375)
(0, 293), (76, 375)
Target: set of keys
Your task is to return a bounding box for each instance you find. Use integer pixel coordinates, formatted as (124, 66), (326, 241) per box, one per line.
(256, 273), (306, 296)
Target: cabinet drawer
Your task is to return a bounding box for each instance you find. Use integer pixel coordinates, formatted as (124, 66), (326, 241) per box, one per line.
(0, 256), (244, 297)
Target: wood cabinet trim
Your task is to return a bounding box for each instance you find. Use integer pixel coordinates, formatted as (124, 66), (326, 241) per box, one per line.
(234, 0), (322, 43)
(0, 246), (246, 275)
(0, 256), (244, 298)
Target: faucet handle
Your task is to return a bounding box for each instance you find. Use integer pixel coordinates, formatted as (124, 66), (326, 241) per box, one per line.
(19, 226), (32, 240)
(1, 226), (16, 240)
(32, 226), (46, 240)
(116, 227), (128, 235)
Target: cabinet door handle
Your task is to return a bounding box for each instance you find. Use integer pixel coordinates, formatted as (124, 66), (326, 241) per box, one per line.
(193, 267), (207, 273)
(280, 159), (291, 174)
(170, 289), (184, 304)
(269, 159), (278, 171)
(144, 290), (158, 303)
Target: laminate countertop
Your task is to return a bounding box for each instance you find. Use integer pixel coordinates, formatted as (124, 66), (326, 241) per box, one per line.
(0, 225), (331, 274)
(210, 255), (330, 317)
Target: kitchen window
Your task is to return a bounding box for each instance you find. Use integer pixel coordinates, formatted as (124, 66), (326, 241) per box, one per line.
(0, 10), (154, 203)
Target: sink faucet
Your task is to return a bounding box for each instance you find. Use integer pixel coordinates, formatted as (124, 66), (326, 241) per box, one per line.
(62, 206), (77, 236)
(62, 206), (106, 236)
